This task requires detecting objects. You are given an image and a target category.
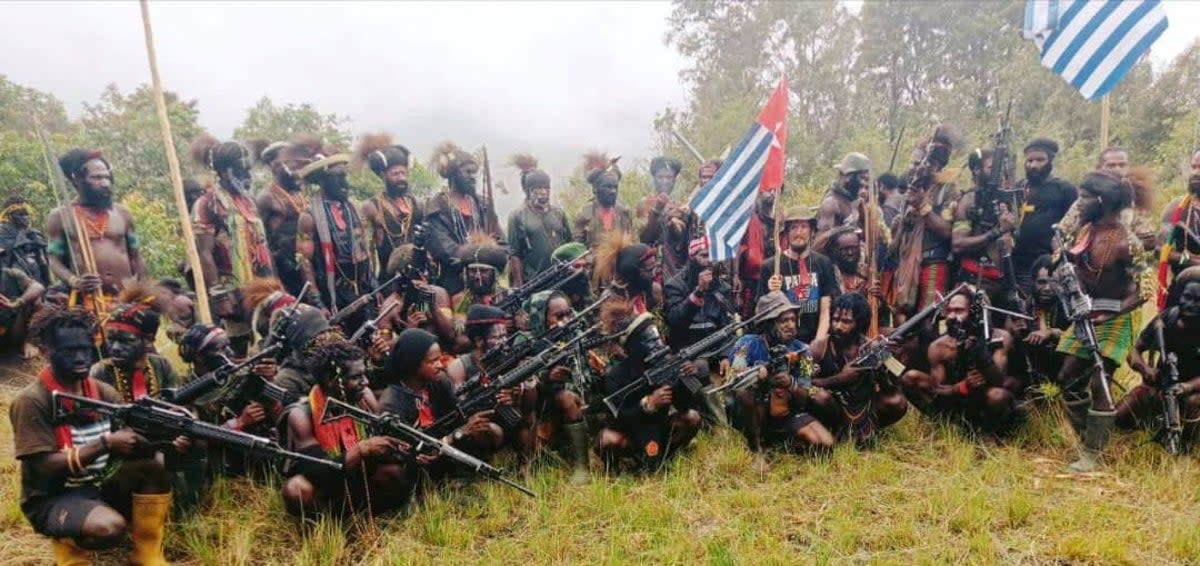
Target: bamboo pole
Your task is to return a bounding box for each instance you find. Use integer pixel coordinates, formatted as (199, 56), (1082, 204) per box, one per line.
(139, 0), (212, 324)
(1100, 95), (1111, 149)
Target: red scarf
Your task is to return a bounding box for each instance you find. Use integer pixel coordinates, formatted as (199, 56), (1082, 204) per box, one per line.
(39, 367), (100, 449)
(309, 386), (363, 457)
(416, 390), (434, 428)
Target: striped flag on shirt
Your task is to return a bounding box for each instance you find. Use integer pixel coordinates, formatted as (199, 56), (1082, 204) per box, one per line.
(690, 79), (788, 262)
(1022, 0), (1169, 101)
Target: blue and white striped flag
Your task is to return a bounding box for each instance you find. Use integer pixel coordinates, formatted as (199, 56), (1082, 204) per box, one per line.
(1023, 0), (1169, 101)
(690, 79), (788, 262)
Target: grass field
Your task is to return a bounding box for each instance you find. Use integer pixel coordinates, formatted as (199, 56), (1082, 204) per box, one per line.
(3, 366), (1199, 565)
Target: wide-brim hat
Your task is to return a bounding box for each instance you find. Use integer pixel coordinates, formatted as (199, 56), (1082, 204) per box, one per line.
(755, 291), (802, 322)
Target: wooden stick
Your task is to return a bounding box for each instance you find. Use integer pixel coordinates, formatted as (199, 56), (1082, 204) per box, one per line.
(772, 187), (783, 277)
(139, 0), (212, 325)
(866, 172), (879, 338)
(1100, 95), (1111, 149)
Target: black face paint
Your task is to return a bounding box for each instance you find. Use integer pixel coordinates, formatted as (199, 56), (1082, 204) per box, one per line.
(323, 172), (350, 201)
(51, 327), (98, 382)
(596, 179), (619, 207)
(103, 329), (145, 367)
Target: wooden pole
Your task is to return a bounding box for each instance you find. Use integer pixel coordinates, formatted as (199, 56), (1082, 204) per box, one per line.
(139, 0), (212, 324)
(772, 186), (783, 277)
(1100, 95), (1111, 149)
(866, 173), (879, 338)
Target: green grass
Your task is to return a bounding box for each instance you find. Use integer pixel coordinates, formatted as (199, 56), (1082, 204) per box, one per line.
(3, 389), (1199, 565)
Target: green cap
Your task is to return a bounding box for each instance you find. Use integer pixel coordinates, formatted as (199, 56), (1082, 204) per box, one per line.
(552, 242), (588, 263)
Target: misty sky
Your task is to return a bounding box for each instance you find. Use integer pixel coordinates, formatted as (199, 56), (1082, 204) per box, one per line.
(2, 0), (1198, 214)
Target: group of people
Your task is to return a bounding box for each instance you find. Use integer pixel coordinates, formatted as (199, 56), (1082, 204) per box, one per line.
(6, 126), (1200, 565)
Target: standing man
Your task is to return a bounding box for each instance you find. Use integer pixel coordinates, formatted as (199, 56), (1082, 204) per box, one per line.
(357, 134), (424, 280)
(47, 148), (146, 299)
(291, 139), (375, 316)
(507, 154), (571, 287)
(1054, 172), (1141, 473)
(638, 156), (693, 280)
(573, 152), (633, 249)
(1010, 138), (1076, 296)
(818, 152), (873, 232)
(189, 135), (275, 290)
(426, 142), (504, 296)
(887, 130), (956, 319)
(953, 148), (1017, 301)
(255, 140), (309, 296)
(760, 209), (839, 345)
(1155, 149), (1200, 299)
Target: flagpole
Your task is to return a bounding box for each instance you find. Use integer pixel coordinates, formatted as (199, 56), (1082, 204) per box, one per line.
(1100, 95), (1111, 149)
(139, 0), (212, 325)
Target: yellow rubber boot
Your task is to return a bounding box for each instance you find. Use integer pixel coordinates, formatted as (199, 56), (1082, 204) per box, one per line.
(51, 538), (91, 566)
(129, 492), (172, 566)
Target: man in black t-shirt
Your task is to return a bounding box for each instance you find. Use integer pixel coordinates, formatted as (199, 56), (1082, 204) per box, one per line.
(759, 208), (839, 344)
(1011, 138), (1076, 295)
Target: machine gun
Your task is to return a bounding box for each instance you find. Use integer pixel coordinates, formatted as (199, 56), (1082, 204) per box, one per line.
(479, 291), (607, 377)
(53, 392), (340, 471)
(948, 287), (997, 377)
(600, 309), (769, 417)
(1152, 317), (1184, 455)
(1051, 224), (1114, 405)
(433, 327), (616, 436)
(494, 250), (592, 315)
(708, 344), (809, 395)
(348, 301), (399, 350)
(320, 397), (534, 497)
(854, 282), (968, 372)
(161, 343), (282, 406)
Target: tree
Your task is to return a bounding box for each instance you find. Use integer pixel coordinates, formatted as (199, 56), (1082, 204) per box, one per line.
(233, 96), (351, 149)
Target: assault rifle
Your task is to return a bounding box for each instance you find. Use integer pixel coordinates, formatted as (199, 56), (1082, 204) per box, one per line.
(161, 343), (282, 406)
(348, 301), (399, 350)
(1153, 317), (1184, 455)
(320, 397), (534, 497)
(854, 282), (968, 371)
(494, 250), (592, 315)
(600, 309), (769, 417)
(479, 291), (607, 377)
(708, 345), (808, 394)
(262, 281), (310, 356)
(432, 327), (616, 437)
(1051, 225), (1114, 405)
(53, 392), (340, 471)
(949, 288), (995, 377)
(332, 225), (433, 328)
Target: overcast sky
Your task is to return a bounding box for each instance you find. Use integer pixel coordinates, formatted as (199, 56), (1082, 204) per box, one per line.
(2, 1), (1197, 212)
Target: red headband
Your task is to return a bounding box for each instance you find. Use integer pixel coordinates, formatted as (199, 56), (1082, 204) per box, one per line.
(104, 321), (147, 338)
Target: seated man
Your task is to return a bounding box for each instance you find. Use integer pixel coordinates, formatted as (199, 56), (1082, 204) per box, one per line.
(1006, 255), (1070, 392)
(281, 333), (410, 517)
(10, 306), (175, 565)
(902, 289), (1019, 436)
(379, 329), (502, 483)
(1117, 268), (1200, 448)
(595, 297), (702, 473)
(809, 293), (909, 445)
(92, 284), (178, 402)
(727, 292), (832, 453)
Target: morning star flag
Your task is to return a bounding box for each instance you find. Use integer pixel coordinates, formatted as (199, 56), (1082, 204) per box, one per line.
(689, 79), (788, 262)
(1022, 0), (1169, 101)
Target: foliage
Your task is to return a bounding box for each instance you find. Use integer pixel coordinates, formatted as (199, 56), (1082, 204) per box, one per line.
(124, 190), (186, 279)
(0, 74), (70, 134)
(233, 96), (351, 149)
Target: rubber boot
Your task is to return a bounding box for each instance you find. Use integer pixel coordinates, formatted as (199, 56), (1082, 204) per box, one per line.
(129, 492), (172, 566)
(51, 538), (91, 566)
(705, 390), (730, 428)
(1068, 410), (1116, 473)
(564, 421), (591, 485)
(1063, 393), (1092, 435)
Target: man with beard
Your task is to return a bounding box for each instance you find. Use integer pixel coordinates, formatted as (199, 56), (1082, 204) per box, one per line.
(887, 129), (957, 320)
(190, 135), (274, 291)
(1054, 172), (1142, 472)
(47, 148), (146, 299)
(281, 333), (411, 517)
(808, 293), (908, 445)
(293, 139), (376, 318)
(426, 142), (504, 296)
(1156, 150), (1200, 297)
(736, 187), (777, 317)
(451, 239), (509, 322)
(91, 284), (178, 402)
(953, 148), (1017, 301)
(595, 232), (660, 313)
(818, 152), (873, 232)
(903, 289), (1019, 435)
(815, 225), (868, 296)
(727, 292), (831, 454)
(1010, 138), (1076, 296)
(1011, 255), (1070, 388)
(760, 209), (838, 345)
(255, 140), (309, 296)
(10, 307), (176, 565)
(1097, 147), (1130, 179)
(507, 154), (571, 287)
(1117, 267), (1200, 446)
(0, 196), (49, 356)
(573, 152), (633, 249)
(357, 134), (424, 280)
(638, 156), (694, 281)
(664, 236), (733, 351)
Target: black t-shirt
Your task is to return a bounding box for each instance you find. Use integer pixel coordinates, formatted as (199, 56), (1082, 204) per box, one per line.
(757, 252), (840, 344)
(1013, 176), (1076, 270)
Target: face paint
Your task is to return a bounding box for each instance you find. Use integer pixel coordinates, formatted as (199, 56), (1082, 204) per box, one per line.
(596, 177), (619, 207)
(50, 327), (98, 382)
(103, 329), (145, 368)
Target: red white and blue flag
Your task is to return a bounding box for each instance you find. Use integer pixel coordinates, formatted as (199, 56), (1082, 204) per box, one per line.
(689, 79), (789, 262)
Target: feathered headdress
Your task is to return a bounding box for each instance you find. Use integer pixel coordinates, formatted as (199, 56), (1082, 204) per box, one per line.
(355, 132), (411, 176)
(106, 280), (167, 338)
(454, 233), (508, 272)
(916, 124), (963, 171)
(592, 230), (645, 288)
(583, 151), (621, 187)
(510, 152), (550, 192)
(430, 141), (476, 180)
